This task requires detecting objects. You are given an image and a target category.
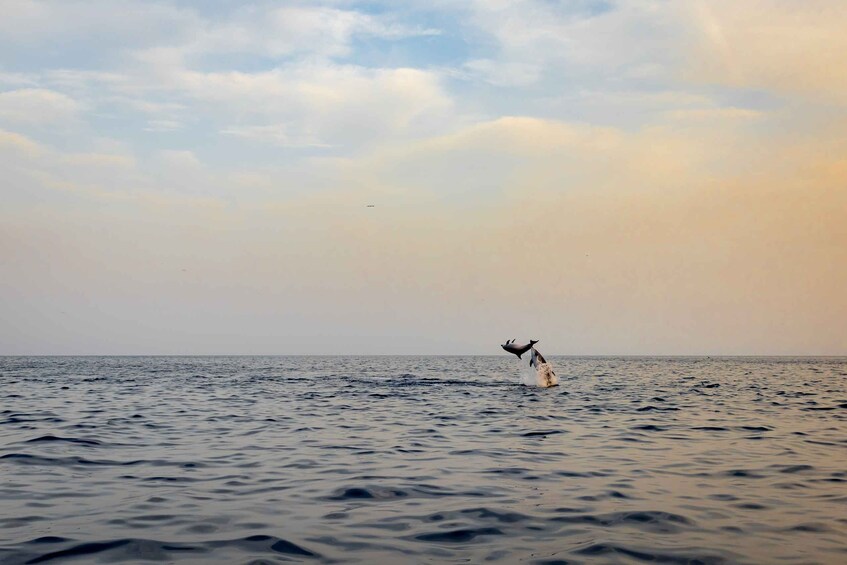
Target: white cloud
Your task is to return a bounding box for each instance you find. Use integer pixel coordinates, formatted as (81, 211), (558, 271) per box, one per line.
(0, 72), (37, 88)
(0, 128), (43, 157)
(463, 0), (682, 86)
(0, 0), (199, 50)
(174, 64), (454, 148)
(682, 0), (847, 101)
(463, 59), (541, 87)
(192, 5), (439, 60)
(0, 127), (148, 205)
(59, 152), (135, 169)
(143, 119), (184, 132)
(666, 107), (765, 121)
(220, 124), (331, 148)
(0, 1), (448, 145)
(0, 1), (438, 65)
(0, 88), (80, 124)
(157, 149), (201, 170)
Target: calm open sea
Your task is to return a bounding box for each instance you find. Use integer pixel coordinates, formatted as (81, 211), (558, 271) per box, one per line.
(1, 356), (846, 564)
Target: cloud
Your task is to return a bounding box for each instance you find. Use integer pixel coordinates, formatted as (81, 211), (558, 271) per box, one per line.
(142, 119), (184, 132)
(127, 100), (186, 131)
(220, 124), (332, 148)
(1, 1), (845, 353)
(173, 64), (454, 148)
(2, 107), (845, 353)
(0, 127), (201, 204)
(463, 0), (682, 86)
(1, 1), (438, 66)
(0, 88), (80, 124)
(0, 128), (42, 155)
(157, 149), (201, 169)
(462, 0), (847, 106)
(191, 5), (439, 60)
(683, 0), (847, 101)
(665, 107), (765, 121)
(59, 152), (135, 169)
(0, 0), (199, 53)
(0, 2), (449, 149)
(273, 114), (847, 353)
(0, 72), (37, 88)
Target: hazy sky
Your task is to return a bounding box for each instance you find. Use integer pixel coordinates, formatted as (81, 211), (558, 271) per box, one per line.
(1, 1), (845, 355)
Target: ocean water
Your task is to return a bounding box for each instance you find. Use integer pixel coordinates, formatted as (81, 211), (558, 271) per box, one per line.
(1, 356), (846, 565)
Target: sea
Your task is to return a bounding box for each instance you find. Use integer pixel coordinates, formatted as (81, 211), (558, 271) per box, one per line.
(1, 356), (846, 564)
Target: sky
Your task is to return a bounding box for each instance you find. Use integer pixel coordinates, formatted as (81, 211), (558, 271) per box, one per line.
(1, 0), (845, 355)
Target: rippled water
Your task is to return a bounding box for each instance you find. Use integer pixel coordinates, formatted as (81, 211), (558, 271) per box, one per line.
(1, 356), (846, 564)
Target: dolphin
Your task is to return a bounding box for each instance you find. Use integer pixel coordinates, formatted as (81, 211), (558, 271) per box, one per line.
(529, 346), (547, 368)
(530, 346), (558, 387)
(501, 339), (538, 359)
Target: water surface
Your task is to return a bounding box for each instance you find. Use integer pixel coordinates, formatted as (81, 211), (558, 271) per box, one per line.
(1, 356), (846, 564)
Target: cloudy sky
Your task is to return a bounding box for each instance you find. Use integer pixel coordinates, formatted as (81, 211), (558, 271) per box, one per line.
(1, 0), (845, 355)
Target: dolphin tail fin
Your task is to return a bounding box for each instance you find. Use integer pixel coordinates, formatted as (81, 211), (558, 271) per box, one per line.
(530, 339), (539, 346)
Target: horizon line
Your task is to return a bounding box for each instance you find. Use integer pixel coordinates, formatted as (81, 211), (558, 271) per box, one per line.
(1, 353), (845, 358)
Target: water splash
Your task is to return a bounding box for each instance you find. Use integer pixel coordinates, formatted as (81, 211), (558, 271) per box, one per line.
(518, 360), (559, 388)
(535, 362), (559, 388)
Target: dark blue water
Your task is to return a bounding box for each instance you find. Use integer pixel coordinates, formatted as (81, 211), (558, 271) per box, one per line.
(1, 356), (846, 564)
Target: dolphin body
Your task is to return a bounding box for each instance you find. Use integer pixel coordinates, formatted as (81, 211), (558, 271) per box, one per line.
(501, 339), (538, 359)
(530, 346), (558, 387)
(529, 347), (546, 368)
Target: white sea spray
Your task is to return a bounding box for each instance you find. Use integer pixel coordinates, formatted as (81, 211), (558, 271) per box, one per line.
(518, 359), (559, 387)
(535, 362), (558, 388)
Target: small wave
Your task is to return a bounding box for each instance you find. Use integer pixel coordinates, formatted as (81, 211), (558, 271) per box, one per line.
(632, 424), (668, 431)
(577, 490), (633, 501)
(0, 454), (131, 467)
(24, 435), (102, 446)
(414, 527), (503, 543)
(327, 486), (408, 501)
(326, 483), (491, 502)
(785, 522), (830, 533)
(14, 534), (321, 564)
(459, 507), (529, 524)
(522, 430), (564, 438)
(721, 469), (765, 479)
(0, 453), (198, 469)
(575, 542), (727, 564)
(774, 464), (815, 474)
(552, 510), (692, 533)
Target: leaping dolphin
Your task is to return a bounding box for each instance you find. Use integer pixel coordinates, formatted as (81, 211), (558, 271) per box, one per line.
(501, 339), (538, 359)
(530, 347), (555, 371)
(530, 346), (558, 387)
(530, 346), (547, 368)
